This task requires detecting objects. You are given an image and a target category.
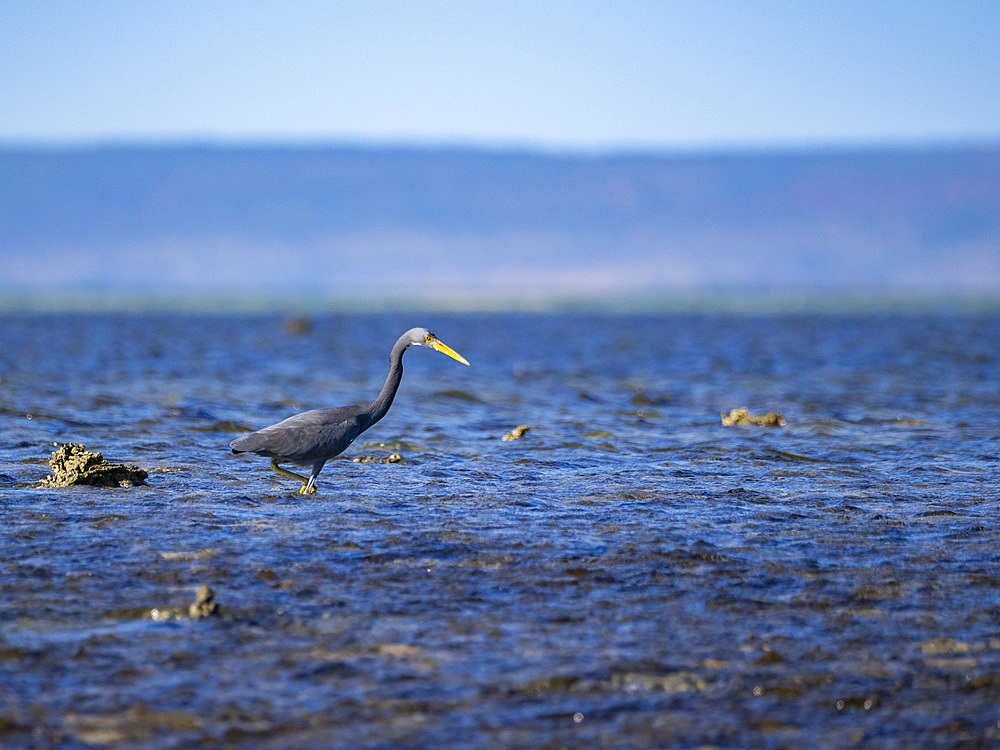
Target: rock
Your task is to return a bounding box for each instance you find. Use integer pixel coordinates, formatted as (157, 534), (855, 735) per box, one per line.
(283, 316), (313, 335)
(188, 585), (219, 619)
(721, 408), (786, 427)
(38, 443), (148, 488)
(351, 453), (403, 463)
(502, 425), (531, 441)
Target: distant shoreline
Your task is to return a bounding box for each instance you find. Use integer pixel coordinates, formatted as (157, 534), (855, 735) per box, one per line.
(4, 143), (998, 297)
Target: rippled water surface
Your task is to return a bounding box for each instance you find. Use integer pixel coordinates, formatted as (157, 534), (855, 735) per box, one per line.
(2, 311), (999, 748)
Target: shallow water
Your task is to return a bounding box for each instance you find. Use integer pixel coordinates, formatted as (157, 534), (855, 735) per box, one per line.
(2, 311), (999, 748)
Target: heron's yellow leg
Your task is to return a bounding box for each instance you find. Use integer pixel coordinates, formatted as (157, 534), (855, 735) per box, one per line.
(271, 459), (308, 483)
(298, 483), (317, 495)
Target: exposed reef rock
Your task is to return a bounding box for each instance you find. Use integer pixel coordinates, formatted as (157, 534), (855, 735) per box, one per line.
(721, 408), (786, 427)
(38, 443), (149, 488)
(351, 453), (403, 463)
(502, 425), (531, 441)
(188, 585), (220, 619)
(149, 585), (221, 621)
(283, 315), (313, 336)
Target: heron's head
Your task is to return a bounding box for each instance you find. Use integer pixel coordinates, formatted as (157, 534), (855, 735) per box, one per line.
(407, 327), (470, 366)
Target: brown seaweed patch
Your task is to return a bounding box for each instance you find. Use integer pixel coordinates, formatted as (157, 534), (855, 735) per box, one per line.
(190, 420), (253, 433)
(159, 548), (219, 562)
(38, 443), (148, 488)
(376, 643), (420, 657)
(722, 407), (786, 427)
(432, 389), (486, 403)
(919, 637), (970, 656)
(609, 670), (709, 693)
(516, 674), (582, 694)
(64, 702), (201, 745)
(502, 425), (531, 441)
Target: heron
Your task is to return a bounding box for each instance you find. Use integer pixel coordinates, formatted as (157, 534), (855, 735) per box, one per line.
(230, 327), (470, 494)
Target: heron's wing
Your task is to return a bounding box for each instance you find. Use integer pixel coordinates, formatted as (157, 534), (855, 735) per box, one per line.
(231, 406), (366, 463)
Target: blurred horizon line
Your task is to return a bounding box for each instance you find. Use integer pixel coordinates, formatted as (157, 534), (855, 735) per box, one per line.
(2, 133), (998, 159)
(4, 287), (1000, 316)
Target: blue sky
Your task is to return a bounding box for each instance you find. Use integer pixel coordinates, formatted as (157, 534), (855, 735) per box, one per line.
(2, 0), (999, 150)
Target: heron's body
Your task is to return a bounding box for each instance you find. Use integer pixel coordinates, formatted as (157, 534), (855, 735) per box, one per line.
(231, 328), (469, 494)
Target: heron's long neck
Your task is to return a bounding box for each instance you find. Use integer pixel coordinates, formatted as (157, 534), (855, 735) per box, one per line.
(362, 337), (408, 430)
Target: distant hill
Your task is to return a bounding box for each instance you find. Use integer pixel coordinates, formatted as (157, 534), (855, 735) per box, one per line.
(1, 143), (998, 303)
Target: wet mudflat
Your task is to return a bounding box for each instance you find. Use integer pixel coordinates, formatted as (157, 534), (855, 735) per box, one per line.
(1, 310), (999, 748)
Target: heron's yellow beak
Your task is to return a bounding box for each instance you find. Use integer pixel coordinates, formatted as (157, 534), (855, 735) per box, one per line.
(426, 336), (470, 366)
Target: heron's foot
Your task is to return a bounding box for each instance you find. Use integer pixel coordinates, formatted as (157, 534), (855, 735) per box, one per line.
(298, 483), (317, 495)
